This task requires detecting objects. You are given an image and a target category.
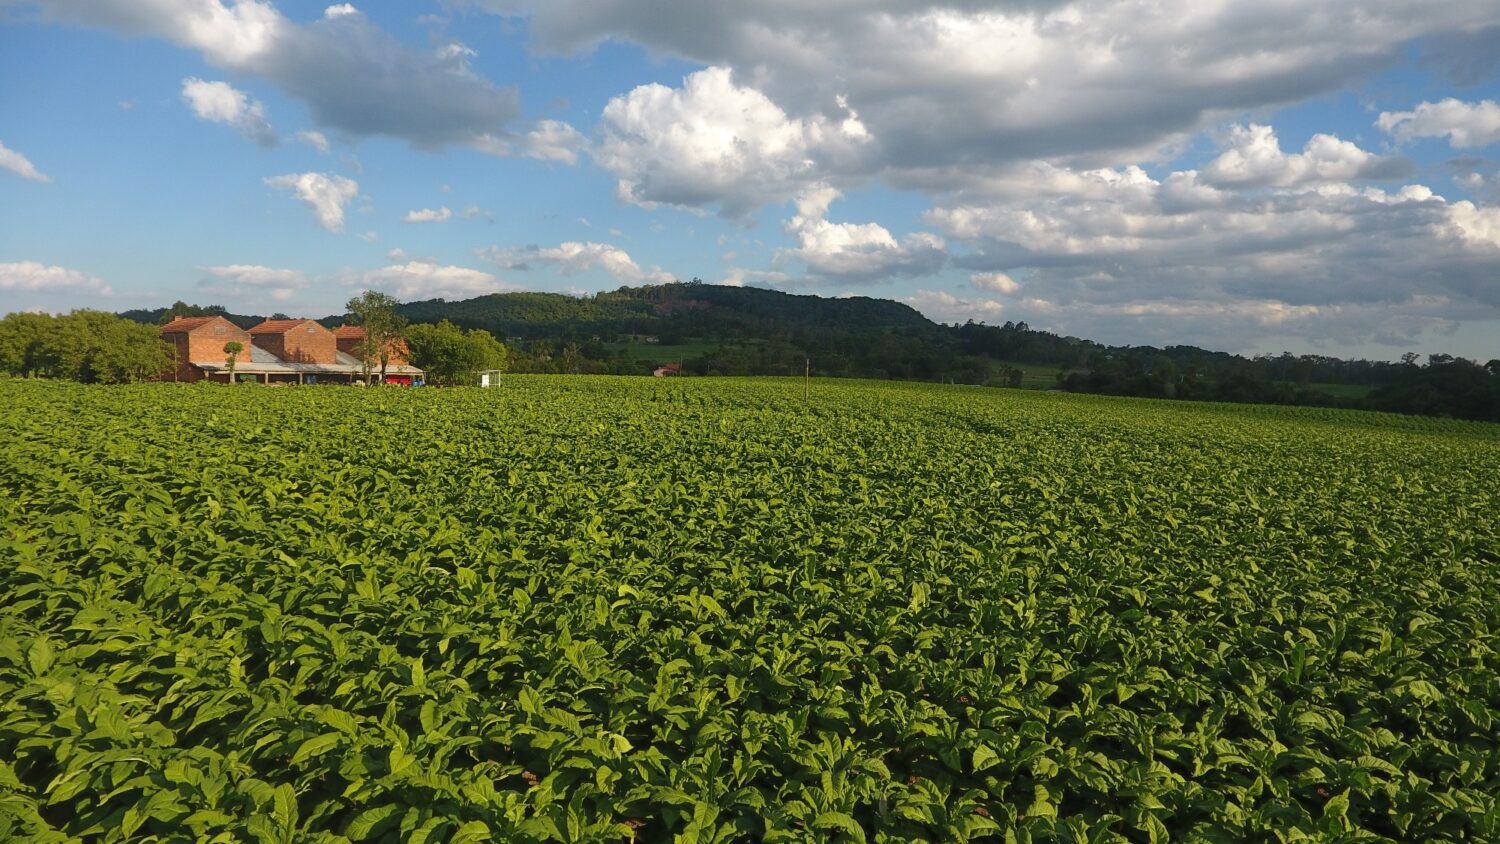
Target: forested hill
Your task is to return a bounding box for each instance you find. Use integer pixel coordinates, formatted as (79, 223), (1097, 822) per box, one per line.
(396, 282), (937, 340)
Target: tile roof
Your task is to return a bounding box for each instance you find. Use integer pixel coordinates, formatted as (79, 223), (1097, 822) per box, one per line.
(248, 318), (317, 334)
(333, 325), (366, 338)
(159, 316), (226, 333)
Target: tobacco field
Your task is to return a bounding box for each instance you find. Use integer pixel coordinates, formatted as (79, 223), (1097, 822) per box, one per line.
(2, 376), (1498, 842)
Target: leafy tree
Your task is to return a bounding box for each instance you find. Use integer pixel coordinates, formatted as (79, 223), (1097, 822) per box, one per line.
(223, 341), (243, 383)
(405, 320), (507, 386)
(345, 290), (407, 383)
(0, 312), (60, 377)
(0, 311), (172, 383)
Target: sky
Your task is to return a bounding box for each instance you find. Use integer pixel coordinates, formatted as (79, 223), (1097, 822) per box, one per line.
(2, 1), (1499, 361)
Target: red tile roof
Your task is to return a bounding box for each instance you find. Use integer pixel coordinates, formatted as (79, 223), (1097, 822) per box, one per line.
(249, 319), (317, 334)
(333, 325), (366, 339)
(160, 316), (226, 333)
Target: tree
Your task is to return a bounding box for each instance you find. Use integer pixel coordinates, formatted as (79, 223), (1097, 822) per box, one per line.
(223, 341), (243, 383)
(405, 320), (508, 386)
(346, 290), (407, 383)
(0, 311), (172, 383)
(0, 312), (59, 377)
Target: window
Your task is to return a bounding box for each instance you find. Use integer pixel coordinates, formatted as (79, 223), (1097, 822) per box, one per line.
(307, 326), (316, 333)
(215, 326), (225, 333)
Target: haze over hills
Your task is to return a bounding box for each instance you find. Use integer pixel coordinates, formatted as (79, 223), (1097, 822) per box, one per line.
(119, 282), (1500, 421)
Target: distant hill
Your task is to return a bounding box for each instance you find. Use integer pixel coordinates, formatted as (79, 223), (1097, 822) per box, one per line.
(396, 282), (936, 340)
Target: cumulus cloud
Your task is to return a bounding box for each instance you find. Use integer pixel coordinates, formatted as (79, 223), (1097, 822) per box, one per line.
(181, 77), (276, 145)
(971, 271), (1020, 295)
(0, 261), (110, 294)
(403, 206), (452, 224)
(1202, 124), (1409, 188)
(484, 0), (1497, 185)
(898, 289), (1006, 325)
(523, 120), (585, 164)
(777, 184), (946, 282)
(468, 118), (586, 164)
(264, 172), (359, 232)
(354, 261), (514, 299)
(1378, 99), (1500, 149)
(296, 129), (329, 152)
(481, 241), (674, 284)
(0, 140), (50, 182)
(198, 264), (307, 301)
(923, 154), (1500, 348)
(718, 267), (796, 288)
(594, 67), (871, 216)
(23, 0), (521, 149)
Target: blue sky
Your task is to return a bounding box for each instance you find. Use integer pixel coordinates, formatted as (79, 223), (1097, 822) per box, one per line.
(2, 1), (1498, 360)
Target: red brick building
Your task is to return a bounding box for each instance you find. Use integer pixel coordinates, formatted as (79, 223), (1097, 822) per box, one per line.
(160, 316), (252, 382)
(159, 316), (423, 384)
(249, 319), (337, 364)
(334, 325), (412, 366)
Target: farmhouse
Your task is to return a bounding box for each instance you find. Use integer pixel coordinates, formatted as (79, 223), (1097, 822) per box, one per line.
(160, 316), (424, 384)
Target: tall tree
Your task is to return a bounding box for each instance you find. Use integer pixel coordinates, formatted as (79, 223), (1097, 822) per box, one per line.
(345, 290), (407, 383)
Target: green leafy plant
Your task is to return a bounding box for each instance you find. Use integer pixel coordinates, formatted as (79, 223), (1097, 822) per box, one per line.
(1, 377), (1497, 841)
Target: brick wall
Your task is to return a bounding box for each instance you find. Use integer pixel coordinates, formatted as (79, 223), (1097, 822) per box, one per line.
(162, 318), (251, 381)
(337, 333), (410, 365)
(254, 322), (337, 364)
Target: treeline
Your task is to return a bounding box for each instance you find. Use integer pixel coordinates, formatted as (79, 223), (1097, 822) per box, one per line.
(97, 284), (1500, 422)
(0, 311), (172, 384)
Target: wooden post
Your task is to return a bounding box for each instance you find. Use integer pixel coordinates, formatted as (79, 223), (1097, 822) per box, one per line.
(804, 357), (810, 402)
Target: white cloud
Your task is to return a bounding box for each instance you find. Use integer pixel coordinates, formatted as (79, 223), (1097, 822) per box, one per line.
(594, 66), (871, 216)
(198, 264), (307, 301)
(296, 129), (330, 152)
(487, 0), (1497, 185)
(356, 230), (377, 242)
(898, 289), (1005, 324)
(469, 118), (586, 164)
(524, 119), (585, 164)
(0, 261), (110, 294)
(1202, 124), (1408, 188)
(28, 0), (521, 149)
(777, 184), (946, 282)
(323, 3), (357, 18)
(460, 206), (490, 220)
(355, 261), (514, 299)
(264, 172), (359, 232)
(402, 206), (452, 224)
(481, 241), (674, 284)
(0, 140), (51, 183)
(971, 271), (1020, 295)
(181, 77), (276, 145)
(718, 267), (795, 288)
(922, 152), (1500, 348)
(1378, 99), (1500, 149)
(1449, 201), (1500, 249)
